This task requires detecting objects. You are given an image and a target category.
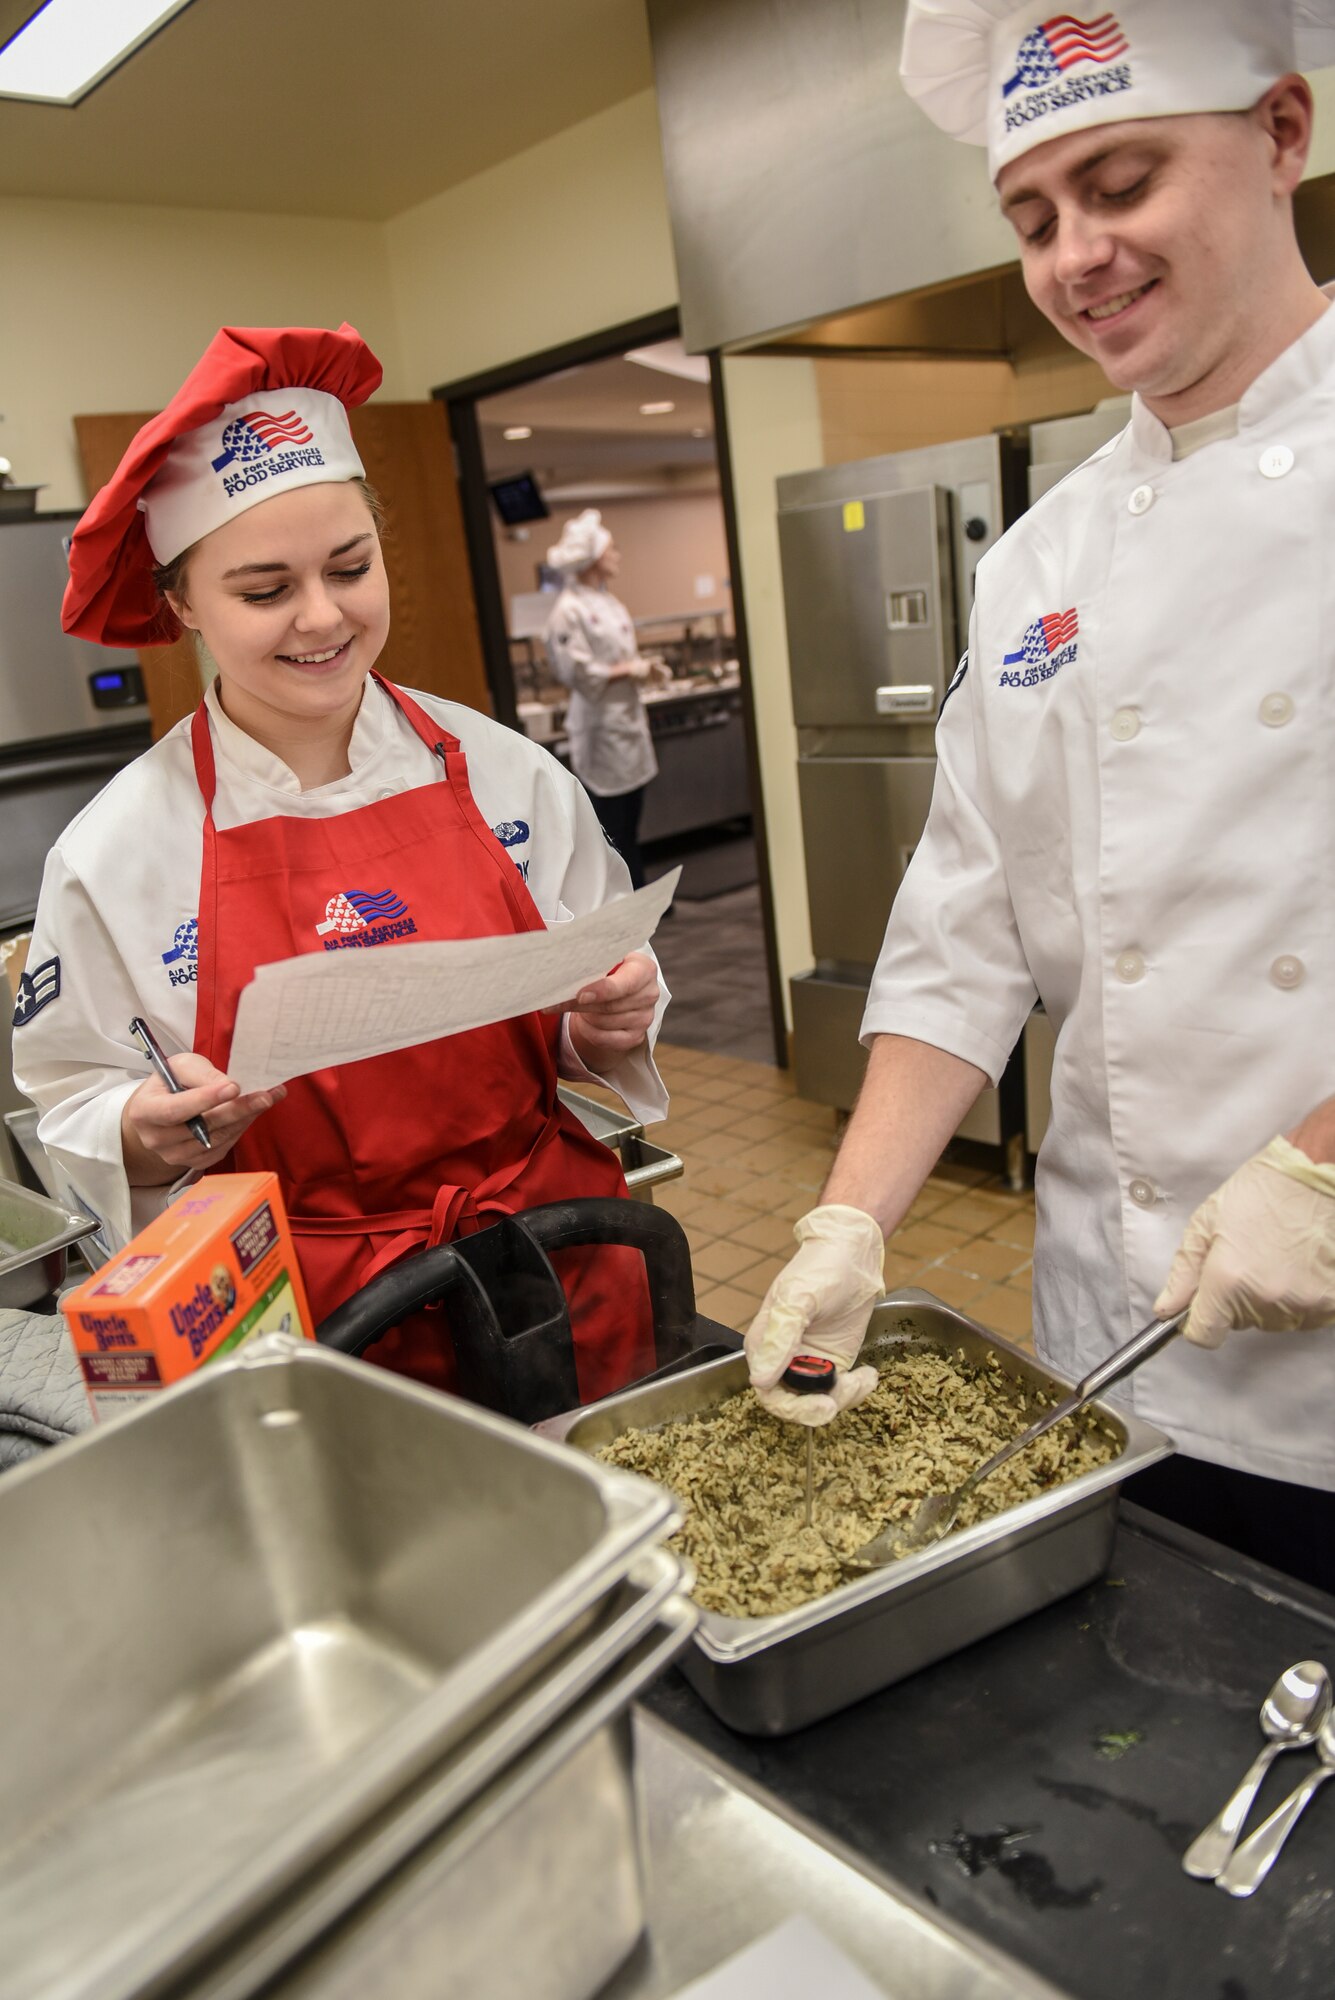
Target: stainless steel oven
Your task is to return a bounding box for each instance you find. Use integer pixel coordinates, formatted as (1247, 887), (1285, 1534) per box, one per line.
(1, 513), (153, 1172)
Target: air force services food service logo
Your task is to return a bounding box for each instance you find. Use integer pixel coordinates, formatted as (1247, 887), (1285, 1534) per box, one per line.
(999, 608), (1079, 688)
(1002, 13), (1130, 135)
(492, 818), (532, 881)
(161, 917), (198, 988)
(11, 955), (60, 1027)
(316, 887), (418, 951)
(211, 410), (325, 501)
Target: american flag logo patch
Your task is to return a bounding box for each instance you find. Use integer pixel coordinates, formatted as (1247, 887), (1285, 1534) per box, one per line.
(999, 609), (1079, 689)
(316, 888), (411, 936)
(1004, 14), (1129, 96)
(211, 410), (317, 473)
(1004, 609), (1078, 665)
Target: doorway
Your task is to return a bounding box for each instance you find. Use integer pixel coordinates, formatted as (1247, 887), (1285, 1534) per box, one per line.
(438, 314), (786, 1067)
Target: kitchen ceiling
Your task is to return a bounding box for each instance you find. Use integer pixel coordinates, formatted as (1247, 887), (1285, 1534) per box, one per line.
(0, 0), (653, 219)
(479, 351), (715, 493)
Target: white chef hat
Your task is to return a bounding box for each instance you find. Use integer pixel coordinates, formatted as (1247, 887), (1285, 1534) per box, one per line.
(900, 0), (1335, 180)
(547, 508), (612, 575)
(143, 388), (366, 564)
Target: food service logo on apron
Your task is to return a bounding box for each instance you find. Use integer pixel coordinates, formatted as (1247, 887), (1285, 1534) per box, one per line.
(999, 607), (1079, 689)
(315, 886), (418, 950)
(1002, 15), (1131, 137)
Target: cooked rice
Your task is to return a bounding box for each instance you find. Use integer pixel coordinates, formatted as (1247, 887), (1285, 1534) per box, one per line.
(597, 1349), (1119, 1618)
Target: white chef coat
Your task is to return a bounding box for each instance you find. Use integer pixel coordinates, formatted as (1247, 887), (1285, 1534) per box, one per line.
(13, 677), (669, 1259)
(864, 302), (1335, 1489)
(543, 583), (658, 797)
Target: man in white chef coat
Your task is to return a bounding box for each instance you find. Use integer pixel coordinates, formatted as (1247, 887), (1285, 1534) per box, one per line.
(746, 0), (1335, 1588)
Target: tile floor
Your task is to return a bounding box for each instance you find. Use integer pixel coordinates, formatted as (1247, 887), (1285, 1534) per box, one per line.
(601, 1040), (1038, 1349)
(649, 882), (776, 1066)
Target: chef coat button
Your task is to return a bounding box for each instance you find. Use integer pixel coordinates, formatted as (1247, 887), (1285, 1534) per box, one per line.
(1129, 1178), (1157, 1208)
(376, 784), (400, 801)
(1259, 692), (1295, 727)
(1259, 444), (1294, 479)
(1115, 949), (1146, 984)
(1110, 707), (1141, 742)
(1270, 955), (1305, 990)
(1127, 484), (1155, 515)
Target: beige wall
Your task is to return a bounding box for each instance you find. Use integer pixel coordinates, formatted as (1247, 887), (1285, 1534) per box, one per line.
(494, 490), (731, 628)
(1, 90), (676, 517)
(384, 91), (678, 397)
(0, 195), (405, 512)
(718, 355), (825, 1023)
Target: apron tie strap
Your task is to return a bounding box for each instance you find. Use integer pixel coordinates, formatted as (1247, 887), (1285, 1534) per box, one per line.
(351, 1181), (513, 1296)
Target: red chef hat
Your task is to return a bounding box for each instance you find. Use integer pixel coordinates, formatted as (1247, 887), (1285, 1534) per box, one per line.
(63, 323), (383, 648)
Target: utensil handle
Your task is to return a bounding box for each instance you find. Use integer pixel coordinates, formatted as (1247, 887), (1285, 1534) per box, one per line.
(1217, 1767), (1334, 1897)
(1075, 1309), (1187, 1406)
(1182, 1741), (1278, 1880)
(948, 1308), (1190, 1507)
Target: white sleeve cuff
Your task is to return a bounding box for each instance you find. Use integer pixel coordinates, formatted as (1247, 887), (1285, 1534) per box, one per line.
(557, 1014), (670, 1126)
(858, 1005), (1016, 1090)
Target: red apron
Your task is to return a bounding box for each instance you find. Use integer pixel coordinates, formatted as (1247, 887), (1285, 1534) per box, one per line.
(190, 674), (655, 1402)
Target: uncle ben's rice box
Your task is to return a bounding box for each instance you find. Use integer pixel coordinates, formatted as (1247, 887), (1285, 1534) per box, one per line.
(63, 1172), (314, 1420)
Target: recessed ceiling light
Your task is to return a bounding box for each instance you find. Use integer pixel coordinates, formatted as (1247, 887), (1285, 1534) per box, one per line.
(0, 0), (194, 106)
(639, 401), (676, 417)
(502, 426), (532, 441)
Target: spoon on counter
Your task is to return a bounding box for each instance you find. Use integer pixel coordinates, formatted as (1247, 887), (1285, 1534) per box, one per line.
(842, 1307), (1189, 1572)
(1217, 1701), (1335, 1897)
(1183, 1659), (1333, 1880)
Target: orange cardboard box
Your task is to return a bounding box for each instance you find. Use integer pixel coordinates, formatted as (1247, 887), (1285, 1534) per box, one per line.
(63, 1172), (314, 1420)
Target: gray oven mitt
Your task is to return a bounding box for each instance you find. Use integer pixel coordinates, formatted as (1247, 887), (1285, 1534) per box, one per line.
(0, 1307), (92, 1469)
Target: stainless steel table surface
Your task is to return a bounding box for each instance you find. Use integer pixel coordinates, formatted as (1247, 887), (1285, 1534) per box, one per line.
(607, 1713), (1067, 1998)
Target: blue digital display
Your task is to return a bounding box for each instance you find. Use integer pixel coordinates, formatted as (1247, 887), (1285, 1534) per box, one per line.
(92, 672), (126, 692)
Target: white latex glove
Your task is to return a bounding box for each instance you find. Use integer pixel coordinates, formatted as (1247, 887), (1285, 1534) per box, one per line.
(1155, 1137), (1335, 1350)
(744, 1204), (884, 1427)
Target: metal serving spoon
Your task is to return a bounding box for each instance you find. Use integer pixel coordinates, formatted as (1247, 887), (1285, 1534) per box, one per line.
(842, 1307), (1188, 1572)
(1183, 1660), (1333, 1880)
(1217, 1704), (1335, 1897)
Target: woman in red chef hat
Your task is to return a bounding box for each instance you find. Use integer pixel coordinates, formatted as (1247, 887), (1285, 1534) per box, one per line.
(14, 324), (667, 1401)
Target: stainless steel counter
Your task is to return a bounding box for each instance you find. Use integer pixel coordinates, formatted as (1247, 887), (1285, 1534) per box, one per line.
(607, 1713), (1066, 1998)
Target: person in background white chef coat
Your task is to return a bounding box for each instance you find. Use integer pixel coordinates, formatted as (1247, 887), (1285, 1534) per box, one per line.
(745, 0), (1335, 1590)
(543, 510), (658, 888)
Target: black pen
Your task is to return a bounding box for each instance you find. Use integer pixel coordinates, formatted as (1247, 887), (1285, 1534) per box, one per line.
(129, 1016), (213, 1151)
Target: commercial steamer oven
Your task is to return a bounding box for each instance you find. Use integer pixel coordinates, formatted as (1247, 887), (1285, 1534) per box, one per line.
(777, 435), (1031, 1182)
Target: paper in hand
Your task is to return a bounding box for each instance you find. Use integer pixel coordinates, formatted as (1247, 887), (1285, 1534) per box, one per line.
(226, 867), (679, 1093)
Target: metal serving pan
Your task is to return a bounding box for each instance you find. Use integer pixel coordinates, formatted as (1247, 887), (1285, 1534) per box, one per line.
(539, 1289), (1173, 1735)
(0, 1336), (681, 2000)
(557, 1085), (683, 1200)
(0, 1176), (98, 1307)
(200, 1575), (700, 2000)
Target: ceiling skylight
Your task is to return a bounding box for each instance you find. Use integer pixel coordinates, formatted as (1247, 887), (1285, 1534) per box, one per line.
(0, 0), (193, 106)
